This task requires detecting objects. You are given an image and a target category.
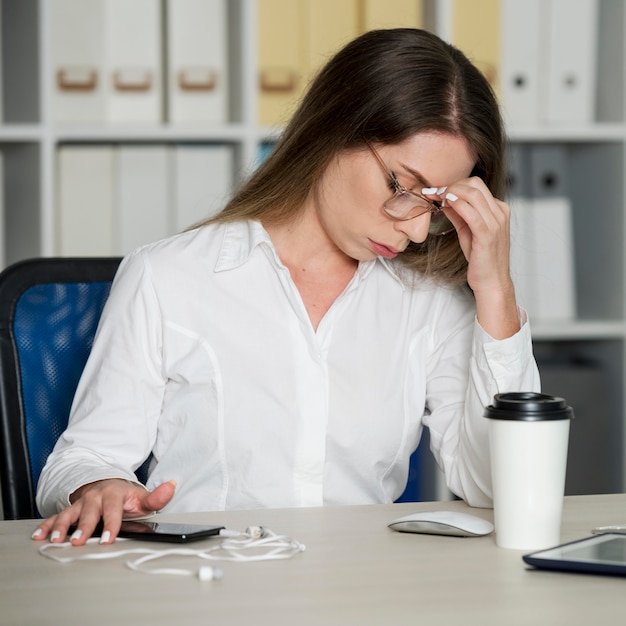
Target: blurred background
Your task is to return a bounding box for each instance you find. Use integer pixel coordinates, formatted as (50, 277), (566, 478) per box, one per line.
(0, 0), (624, 501)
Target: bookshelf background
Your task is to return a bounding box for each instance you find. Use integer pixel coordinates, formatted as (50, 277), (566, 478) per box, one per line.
(1, 0), (625, 498)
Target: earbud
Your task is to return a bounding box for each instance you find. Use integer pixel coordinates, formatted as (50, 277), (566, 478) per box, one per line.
(197, 566), (224, 582)
(245, 526), (266, 539)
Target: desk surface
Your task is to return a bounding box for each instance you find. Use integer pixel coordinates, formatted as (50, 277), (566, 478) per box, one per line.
(1, 494), (625, 625)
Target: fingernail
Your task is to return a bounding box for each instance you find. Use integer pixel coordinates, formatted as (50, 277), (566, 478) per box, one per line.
(71, 529), (83, 541)
(100, 530), (111, 544)
(437, 186), (448, 195)
(168, 480), (177, 488)
(445, 192), (458, 201)
(421, 187), (437, 194)
(31, 528), (43, 539)
(50, 530), (61, 542)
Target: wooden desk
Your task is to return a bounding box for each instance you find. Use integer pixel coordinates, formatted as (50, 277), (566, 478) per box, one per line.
(1, 494), (625, 625)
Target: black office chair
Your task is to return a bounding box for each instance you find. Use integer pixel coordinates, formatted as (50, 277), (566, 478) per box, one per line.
(0, 257), (122, 519)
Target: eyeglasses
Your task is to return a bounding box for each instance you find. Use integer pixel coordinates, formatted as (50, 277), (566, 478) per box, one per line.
(366, 141), (454, 236)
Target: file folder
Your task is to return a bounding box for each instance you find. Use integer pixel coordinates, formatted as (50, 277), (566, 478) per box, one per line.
(116, 146), (170, 254)
(360, 0), (423, 30)
(105, 0), (162, 124)
(167, 0), (228, 124)
(257, 0), (305, 126)
(51, 0), (106, 124)
(57, 146), (115, 256)
(506, 144), (535, 314)
(173, 144), (234, 232)
(527, 145), (577, 320)
(448, 0), (500, 95)
(305, 0), (359, 81)
(540, 0), (599, 123)
(500, 0), (542, 126)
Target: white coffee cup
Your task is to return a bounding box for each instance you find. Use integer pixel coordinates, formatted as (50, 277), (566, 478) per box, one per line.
(484, 392), (574, 550)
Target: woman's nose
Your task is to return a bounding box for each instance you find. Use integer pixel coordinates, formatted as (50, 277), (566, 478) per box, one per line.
(394, 213), (431, 243)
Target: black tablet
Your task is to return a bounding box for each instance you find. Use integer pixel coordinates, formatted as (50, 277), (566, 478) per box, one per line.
(523, 533), (626, 577)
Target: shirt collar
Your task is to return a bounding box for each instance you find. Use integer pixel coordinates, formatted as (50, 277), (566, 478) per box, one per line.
(214, 220), (274, 272)
(214, 220), (406, 289)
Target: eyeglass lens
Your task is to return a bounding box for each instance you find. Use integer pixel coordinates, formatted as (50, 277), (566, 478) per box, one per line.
(385, 192), (454, 236)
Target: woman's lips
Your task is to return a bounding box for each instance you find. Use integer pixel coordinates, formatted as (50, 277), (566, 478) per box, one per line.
(369, 239), (400, 259)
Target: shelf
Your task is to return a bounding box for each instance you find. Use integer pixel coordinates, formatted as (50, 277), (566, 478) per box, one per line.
(0, 125), (43, 142)
(507, 123), (626, 143)
(532, 321), (626, 341)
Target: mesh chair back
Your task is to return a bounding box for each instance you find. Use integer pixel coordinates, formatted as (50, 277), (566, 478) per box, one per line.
(0, 258), (121, 519)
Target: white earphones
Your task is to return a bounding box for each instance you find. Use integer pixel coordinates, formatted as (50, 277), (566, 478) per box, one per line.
(198, 566), (224, 581)
(39, 525), (305, 581)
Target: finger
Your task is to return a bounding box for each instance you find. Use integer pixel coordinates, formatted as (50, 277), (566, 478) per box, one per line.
(98, 489), (126, 545)
(47, 506), (86, 544)
(141, 480), (177, 514)
(68, 480), (126, 545)
(31, 516), (59, 541)
(67, 501), (105, 546)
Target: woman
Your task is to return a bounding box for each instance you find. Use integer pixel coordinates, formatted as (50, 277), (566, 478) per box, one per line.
(33, 28), (539, 546)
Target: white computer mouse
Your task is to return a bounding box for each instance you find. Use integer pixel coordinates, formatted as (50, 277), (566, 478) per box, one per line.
(388, 510), (494, 537)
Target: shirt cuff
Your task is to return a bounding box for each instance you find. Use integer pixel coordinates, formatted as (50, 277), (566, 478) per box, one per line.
(472, 306), (534, 380)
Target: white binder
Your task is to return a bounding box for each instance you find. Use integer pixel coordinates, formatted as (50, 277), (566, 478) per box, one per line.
(105, 0), (162, 124)
(116, 146), (170, 255)
(527, 145), (577, 321)
(500, 0), (542, 126)
(506, 144), (535, 315)
(57, 146), (115, 256)
(51, 0), (106, 124)
(173, 144), (234, 232)
(167, 0), (228, 124)
(540, 0), (599, 124)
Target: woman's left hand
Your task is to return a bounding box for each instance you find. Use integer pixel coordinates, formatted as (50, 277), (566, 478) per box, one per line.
(424, 178), (520, 339)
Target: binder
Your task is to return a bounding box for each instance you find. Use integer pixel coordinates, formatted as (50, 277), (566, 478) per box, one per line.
(257, 0), (305, 126)
(499, 0), (542, 126)
(536, 354), (616, 495)
(57, 146), (115, 256)
(527, 145), (577, 321)
(105, 0), (162, 124)
(448, 0), (501, 95)
(540, 0), (599, 124)
(173, 144), (234, 232)
(506, 144), (535, 314)
(116, 146), (170, 255)
(258, 0), (360, 126)
(305, 0), (359, 81)
(360, 0), (423, 30)
(167, 0), (228, 125)
(51, 0), (106, 124)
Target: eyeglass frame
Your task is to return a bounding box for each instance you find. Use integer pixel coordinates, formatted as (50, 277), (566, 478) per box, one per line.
(365, 139), (455, 236)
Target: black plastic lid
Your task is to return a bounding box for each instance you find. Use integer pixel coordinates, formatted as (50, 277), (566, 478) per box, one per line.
(484, 392), (574, 422)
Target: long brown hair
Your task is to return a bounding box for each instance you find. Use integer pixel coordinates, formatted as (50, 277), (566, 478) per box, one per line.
(202, 28), (506, 287)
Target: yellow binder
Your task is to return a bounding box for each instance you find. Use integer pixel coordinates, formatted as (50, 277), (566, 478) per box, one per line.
(360, 0), (423, 30)
(257, 0), (305, 126)
(451, 0), (500, 95)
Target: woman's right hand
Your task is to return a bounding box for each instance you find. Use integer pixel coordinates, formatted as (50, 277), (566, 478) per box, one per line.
(30, 478), (177, 545)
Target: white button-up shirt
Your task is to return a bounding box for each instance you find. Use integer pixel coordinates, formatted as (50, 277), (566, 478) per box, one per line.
(37, 220), (540, 516)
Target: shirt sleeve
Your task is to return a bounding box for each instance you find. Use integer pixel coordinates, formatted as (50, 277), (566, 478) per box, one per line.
(423, 293), (540, 508)
(36, 249), (165, 517)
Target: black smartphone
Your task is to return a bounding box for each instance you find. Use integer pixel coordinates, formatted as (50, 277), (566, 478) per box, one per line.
(71, 520), (225, 543)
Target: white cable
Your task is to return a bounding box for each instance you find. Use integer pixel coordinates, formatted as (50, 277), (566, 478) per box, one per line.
(38, 526), (305, 580)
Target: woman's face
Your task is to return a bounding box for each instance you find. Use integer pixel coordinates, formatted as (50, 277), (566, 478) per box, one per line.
(314, 132), (475, 261)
